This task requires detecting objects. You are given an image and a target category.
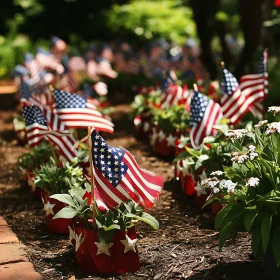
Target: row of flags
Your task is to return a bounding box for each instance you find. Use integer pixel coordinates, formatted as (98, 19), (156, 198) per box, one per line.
(155, 50), (268, 148)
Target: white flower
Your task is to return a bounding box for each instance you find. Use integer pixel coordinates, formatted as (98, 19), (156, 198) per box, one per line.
(248, 145), (256, 152)
(255, 120), (268, 128)
(246, 177), (260, 187)
(249, 152), (258, 160)
(225, 129), (248, 140)
(200, 177), (220, 188)
(212, 187), (220, 194)
(219, 180), (237, 193)
(268, 107), (280, 115)
(210, 170), (224, 176)
(237, 154), (249, 164)
(231, 153), (249, 164)
(265, 122), (280, 135)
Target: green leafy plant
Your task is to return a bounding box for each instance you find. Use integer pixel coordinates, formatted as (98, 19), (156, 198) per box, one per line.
(130, 89), (161, 119)
(18, 142), (52, 171)
(200, 108), (280, 265)
(34, 158), (84, 195)
(174, 125), (234, 192)
(153, 105), (190, 133)
(51, 186), (159, 242)
(106, 0), (196, 44)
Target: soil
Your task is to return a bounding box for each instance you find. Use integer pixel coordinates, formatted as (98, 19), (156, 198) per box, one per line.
(0, 100), (263, 280)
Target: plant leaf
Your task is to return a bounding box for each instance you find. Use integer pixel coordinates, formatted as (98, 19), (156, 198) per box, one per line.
(49, 194), (76, 208)
(244, 209), (258, 232)
(53, 207), (77, 219)
(218, 221), (235, 250)
(261, 214), (272, 254)
(273, 226), (280, 266)
(252, 227), (261, 257)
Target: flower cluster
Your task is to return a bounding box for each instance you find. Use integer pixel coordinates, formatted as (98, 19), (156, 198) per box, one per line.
(231, 152), (249, 164)
(200, 176), (237, 194)
(248, 145), (258, 160)
(210, 170), (224, 176)
(231, 145), (258, 164)
(225, 129), (248, 140)
(265, 122), (280, 135)
(254, 120), (268, 128)
(246, 177), (260, 187)
(268, 106), (280, 116)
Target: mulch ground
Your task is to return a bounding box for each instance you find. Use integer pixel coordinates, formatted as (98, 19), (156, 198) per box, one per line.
(0, 100), (263, 280)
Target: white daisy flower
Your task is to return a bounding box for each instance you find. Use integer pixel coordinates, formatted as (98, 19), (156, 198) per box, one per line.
(246, 177), (260, 187)
(255, 120), (268, 128)
(210, 170), (224, 176)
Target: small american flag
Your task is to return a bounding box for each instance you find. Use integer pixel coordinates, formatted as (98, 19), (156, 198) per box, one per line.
(53, 89), (114, 134)
(22, 104), (77, 162)
(19, 78), (53, 108)
(190, 90), (223, 149)
(160, 84), (192, 109)
(90, 129), (163, 209)
(221, 68), (251, 125)
(239, 49), (268, 119)
(93, 82), (108, 96)
(51, 36), (67, 59)
(24, 53), (42, 82)
(57, 71), (78, 92)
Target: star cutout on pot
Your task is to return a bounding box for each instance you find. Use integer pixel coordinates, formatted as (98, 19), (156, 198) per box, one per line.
(95, 239), (114, 256)
(44, 201), (55, 216)
(158, 130), (166, 142)
(195, 184), (207, 197)
(143, 121), (150, 132)
(120, 235), (138, 253)
(198, 170), (207, 182)
(166, 134), (176, 147)
(68, 226), (75, 242)
(150, 128), (158, 145)
(75, 232), (85, 252)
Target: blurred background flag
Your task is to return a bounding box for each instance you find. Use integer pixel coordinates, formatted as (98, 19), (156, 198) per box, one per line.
(239, 49), (268, 120)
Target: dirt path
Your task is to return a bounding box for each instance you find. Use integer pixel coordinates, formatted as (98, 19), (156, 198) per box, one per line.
(0, 105), (262, 280)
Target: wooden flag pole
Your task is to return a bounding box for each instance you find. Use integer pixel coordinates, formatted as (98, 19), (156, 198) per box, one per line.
(87, 127), (97, 230)
(48, 139), (59, 166)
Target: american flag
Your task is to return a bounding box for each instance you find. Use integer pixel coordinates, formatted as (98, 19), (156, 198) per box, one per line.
(22, 104), (77, 162)
(93, 82), (108, 96)
(19, 78), (53, 108)
(90, 129), (163, 209)
(190, 90), (223, 149)
(24, 53), (42, 82)
(160, 84), (192, 109)
(57, 71), (78, 92)
(239, 49), (268, 119)
(221, 68), (251, 125)
(53, 89), (114, 134)
(51, 36), (67, 59)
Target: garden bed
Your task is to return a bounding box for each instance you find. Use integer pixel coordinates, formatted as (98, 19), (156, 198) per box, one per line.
(0, 105), (263, 280)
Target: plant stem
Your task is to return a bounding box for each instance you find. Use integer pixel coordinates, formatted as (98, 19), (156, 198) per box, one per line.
(88, 127), (97, 230)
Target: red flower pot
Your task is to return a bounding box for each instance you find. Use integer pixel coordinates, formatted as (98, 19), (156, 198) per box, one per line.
(27, 171), (42, 199)
(180, 174), (195, 196)
(41, 192), (70, 234)
(134, 114), (152, 141)
(194, 193), (211, 210)
(211, 201), (223, 216)
(150, 126), (183, 157)
(72, 225), (140, 274)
